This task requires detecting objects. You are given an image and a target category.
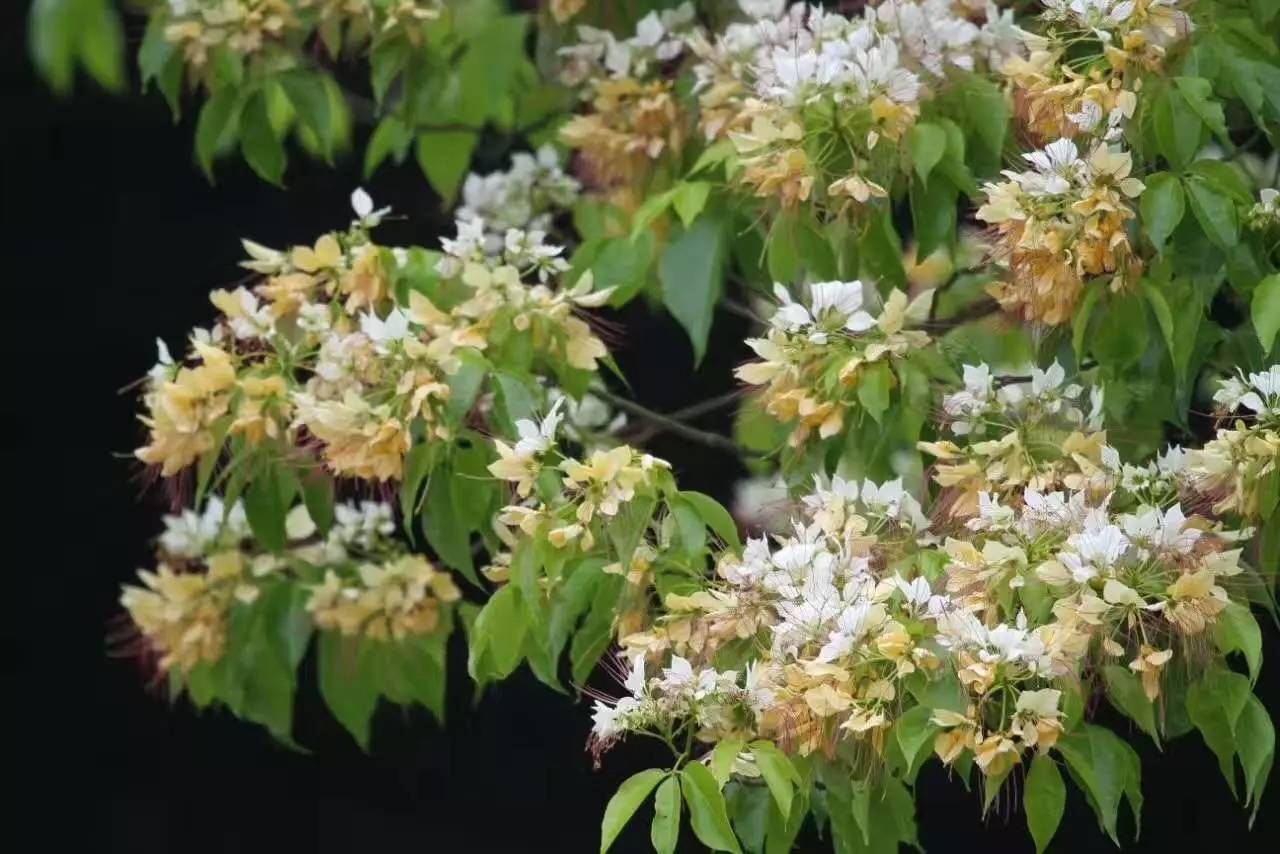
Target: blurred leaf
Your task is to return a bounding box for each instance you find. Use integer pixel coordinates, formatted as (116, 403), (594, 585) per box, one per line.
(660, 215), (727, 365)
(416, 130), (479, 206)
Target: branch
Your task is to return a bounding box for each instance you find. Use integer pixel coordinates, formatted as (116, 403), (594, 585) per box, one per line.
(923, 297), (1001, 334)
(595, 388), (748, 457)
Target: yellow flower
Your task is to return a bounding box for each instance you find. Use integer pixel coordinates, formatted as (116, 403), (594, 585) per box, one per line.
(136, 343), (237, 475)
(1129, 645), (1174, 701)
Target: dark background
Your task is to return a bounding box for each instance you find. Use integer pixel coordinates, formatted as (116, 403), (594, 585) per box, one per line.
(5, 5), (1279, 851)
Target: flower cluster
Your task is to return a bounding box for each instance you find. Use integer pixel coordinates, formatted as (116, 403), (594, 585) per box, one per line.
(688, 1), (1025, 210)
(121, 493), (458, 672)
(977, 137), (1144, 324)
(736, 280), (933, 447)
(558, 5), (696, 197)
(163, 0), (441, 71)
(920, 361), (1112, 516)
(456, 146), (580, 251)
(1247, 188), (1280, 231)
(134, 190), (612, 483)
(488, 402), (671, 554)
(1005, 0), (1190, 140)
(307, 553), (460, 640)
(1188, 367), (1280, 518)
(592, 437), (1251, 787)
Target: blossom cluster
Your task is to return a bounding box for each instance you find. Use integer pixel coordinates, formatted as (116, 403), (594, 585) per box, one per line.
(920, 361), (1112, 516)
(163, 0), (441, 70)
(455, 146), (581, 253)
(120, 495), (458, 672)
(736, 280), (933, 447)
(590, 371), (1254, 788)
(977, 137), (1144, 324)
(1188, 366), (1280, 518)
(981, 0), (1195, 325)
(134, 190), (612, 483)
(487, 402), (671, 556)
(691, 1), (1026, 210)
(558, 5), (696, 198)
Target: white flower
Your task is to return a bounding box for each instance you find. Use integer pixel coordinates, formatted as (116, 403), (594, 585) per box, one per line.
(1031, 360), (1067, 396)
(739, 0), (786, 18)
(1018, 139), (1084, 196)
(359, 308), (412, 352)
(810, 280), (878, 331)
(350, 187), (391, 227)
(160, 497), (249, 558)
(513, 399), (565, 457)
(148, 337), (175, 381)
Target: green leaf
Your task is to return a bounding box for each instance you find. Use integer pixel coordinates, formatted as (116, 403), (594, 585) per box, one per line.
(569, 574), (624, 685)
(1103, 665), (1161, 745)
(651, 774), (683, 854)
(300, 469), (336, 536)
(766, 214), (801, 284)
(416, 130), (479, 206)
(749, 741), (796, 819)
(1185, 175), (1239, 250)
(399, 442), (437, 523)
(364, 115), (413, 177)
(1072, 285), (1101, 362)
(77, 0), (125, 91)
(677, 491), (741, 549)
(600, 768), (666, 853)
(660, 215), (727, 366)
(910, 174), (957, 262)
(711, 740), (744, 787)
(910, 122), (947, 185)
(1153, 85), (1205, 170)
(1141, 279), (1175, 370)
(318, 633), (379, 750)
(445, 348), (489, 423)
(1140, 172), (1185, 253)
(278, 70), (333, 157)
(467, 584), (528, 682)
(243, 473), (287, 552)
(958, 75), (1009, 175)
(1251, 274), (1280, 355)
(1024, 754), (1065, 854)
(1212, 602), (1264, 684)
(423, 466), (478, 585)
(856, 361), (892, 423)
(1058, 724), (1137, 843)
(1092, 292), (1150, 370)
(673, 181), (712, 227)
(1186, 666), (1251, 796)
(681, 763), (743, 853)
(1174, 77), (1231, 149)
(893, 705), (938, 782)
(1236, 695), (1275, 821)
(195, 88), (241, 179)
(591, 232), (654, 307)
(630, 190), (676, 237)
(457, 15), (529, 123)
(239, 92), (286, 186)
(861, 210), (907, 290)
(369, 37), (409, 105)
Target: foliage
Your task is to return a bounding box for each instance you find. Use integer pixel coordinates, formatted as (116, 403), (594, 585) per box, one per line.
(65, 0), (1280, 849)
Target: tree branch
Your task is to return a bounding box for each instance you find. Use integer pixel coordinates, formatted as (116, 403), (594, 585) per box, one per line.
(923, 297), (1001, 334)
(595, 388), (748, 457)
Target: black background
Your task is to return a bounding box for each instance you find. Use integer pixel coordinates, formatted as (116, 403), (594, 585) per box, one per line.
(5, 4), (1279, 851)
